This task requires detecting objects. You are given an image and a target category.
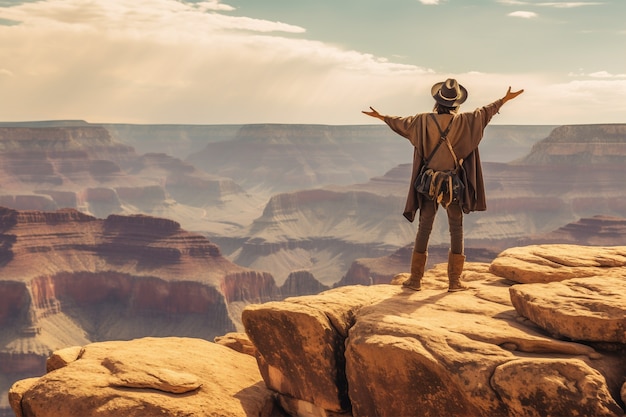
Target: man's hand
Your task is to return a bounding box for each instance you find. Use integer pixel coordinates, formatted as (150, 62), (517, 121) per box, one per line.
(362, 106), (385, 120)
(502, 87), (524, 104)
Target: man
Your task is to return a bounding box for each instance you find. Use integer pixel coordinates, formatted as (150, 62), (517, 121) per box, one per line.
(363, 79), (523, 292)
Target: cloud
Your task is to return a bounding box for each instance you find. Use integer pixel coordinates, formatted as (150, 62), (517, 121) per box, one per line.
(568, 70), (626, 79)
(0, 0), (622, 125)
(418, 0), (442, 4)
(534, 2), (602, 8)
(0, 0), (305, 35)
(497, 1), (603, 7)
(508, 11), (538, 18)
(194, 0), (235, 11)
(0, 0), (433, 124)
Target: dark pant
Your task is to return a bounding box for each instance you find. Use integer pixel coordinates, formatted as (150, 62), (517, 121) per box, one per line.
(413, 200), (463, 255)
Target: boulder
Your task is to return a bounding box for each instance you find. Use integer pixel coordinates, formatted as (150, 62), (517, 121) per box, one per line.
(45, 346), (83, 373)
(214, 332), (257, 356)
(8, 378), (39, 417)
(10, 337), (278, 417)
(489, 244), (626, 283)
(243, 257), (625, 417)
(492, 358), (622, 417)
(242, 285), (400, 415)
(509, 276), (626, 343)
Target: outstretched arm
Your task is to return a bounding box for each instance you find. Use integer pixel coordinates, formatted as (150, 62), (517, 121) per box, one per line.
(362, 106), (385, 121)
(502, 87), (524, 104)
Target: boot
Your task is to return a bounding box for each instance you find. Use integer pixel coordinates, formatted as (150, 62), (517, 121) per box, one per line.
(402, 251), (427, 291)
(447, 252), (468, 292)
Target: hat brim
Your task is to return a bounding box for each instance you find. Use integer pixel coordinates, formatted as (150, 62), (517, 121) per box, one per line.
(431, 82), (468, 107)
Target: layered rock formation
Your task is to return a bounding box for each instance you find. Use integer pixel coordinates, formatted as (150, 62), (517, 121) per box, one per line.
(521, 215), (626, 246)
(516, 124), (626, 165)
(0, 125), (260, 233)
(227, 122), (626, 286)
(103, 123), (242, 160)
(186, 123), (553, 194)
(0, 207), (284, 416)
(10, 244), (625, 416)
(221, 186), (412, 286)
(0, 121), (575, 290)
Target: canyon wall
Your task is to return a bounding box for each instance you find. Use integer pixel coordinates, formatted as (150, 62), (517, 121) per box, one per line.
(186, 123), (553, 194)
(222, 123), (626, 285)
(0, 125), (260, 233)
(0, 208), (285, 415)
(2, 122), (624, 289)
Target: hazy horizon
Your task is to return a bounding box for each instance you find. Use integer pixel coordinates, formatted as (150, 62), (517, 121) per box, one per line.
(1, 0), (625, 126)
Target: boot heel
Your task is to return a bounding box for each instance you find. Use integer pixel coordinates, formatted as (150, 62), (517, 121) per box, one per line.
(402, 251), (427, 291)
(447, 252), (468, 292)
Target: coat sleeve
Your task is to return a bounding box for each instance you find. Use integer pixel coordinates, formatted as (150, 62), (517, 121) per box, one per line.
(466, 99), (504, 149)
(382, 115), (418, 145)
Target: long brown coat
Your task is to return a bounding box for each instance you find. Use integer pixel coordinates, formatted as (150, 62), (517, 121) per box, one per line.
(383, 99), (504, 222)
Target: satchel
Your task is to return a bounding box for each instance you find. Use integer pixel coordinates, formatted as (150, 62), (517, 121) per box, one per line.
(415, 165), (434, 196)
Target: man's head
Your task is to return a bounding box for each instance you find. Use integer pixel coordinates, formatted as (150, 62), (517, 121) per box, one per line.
(431, 79), (468, 108)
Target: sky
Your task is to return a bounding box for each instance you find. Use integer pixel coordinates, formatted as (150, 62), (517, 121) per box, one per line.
(0, 0), (625, 125)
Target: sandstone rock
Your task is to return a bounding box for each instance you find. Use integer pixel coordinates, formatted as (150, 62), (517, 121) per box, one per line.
(242, 285), (400, 414)
(509, 276), (626, 343)
(8, 377), (39, 417)
(489, 244), (626, 283)
(102, 357), (202, 394)
(491, 358), (624, 417)
(12, 337), (277, 417)
(46, 346), (82, 372)
(244, 258), (625, 417)
(214, 332), (257, 356)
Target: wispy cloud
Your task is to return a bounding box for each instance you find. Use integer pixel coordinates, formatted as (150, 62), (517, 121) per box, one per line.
(569, 70), (626, 79)
(418, 0), (442, 5)
(195, 0), (235, 11)
(508, 11), (538, 18)
(497, 1), (603, 8)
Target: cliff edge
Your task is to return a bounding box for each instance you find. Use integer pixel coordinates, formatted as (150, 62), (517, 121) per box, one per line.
(9, 244), (626, 417)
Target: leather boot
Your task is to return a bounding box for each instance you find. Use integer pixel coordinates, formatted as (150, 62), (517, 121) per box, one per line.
(402, 251), (427, 291)
(447, 252), (468, 292)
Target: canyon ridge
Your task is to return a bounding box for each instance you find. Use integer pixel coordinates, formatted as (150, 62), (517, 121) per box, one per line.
(1, 121), (626, 416)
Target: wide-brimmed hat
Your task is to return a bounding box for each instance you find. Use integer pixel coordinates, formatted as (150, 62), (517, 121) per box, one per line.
(431, 78), (468, 107)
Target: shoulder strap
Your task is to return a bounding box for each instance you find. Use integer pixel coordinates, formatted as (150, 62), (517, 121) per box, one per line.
(429, 113), (454, 140)
(428, 113), (463, 166)
(423, 114), (454, 168)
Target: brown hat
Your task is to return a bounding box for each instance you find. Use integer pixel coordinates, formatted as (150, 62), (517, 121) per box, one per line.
(431, 78), (468, 107)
